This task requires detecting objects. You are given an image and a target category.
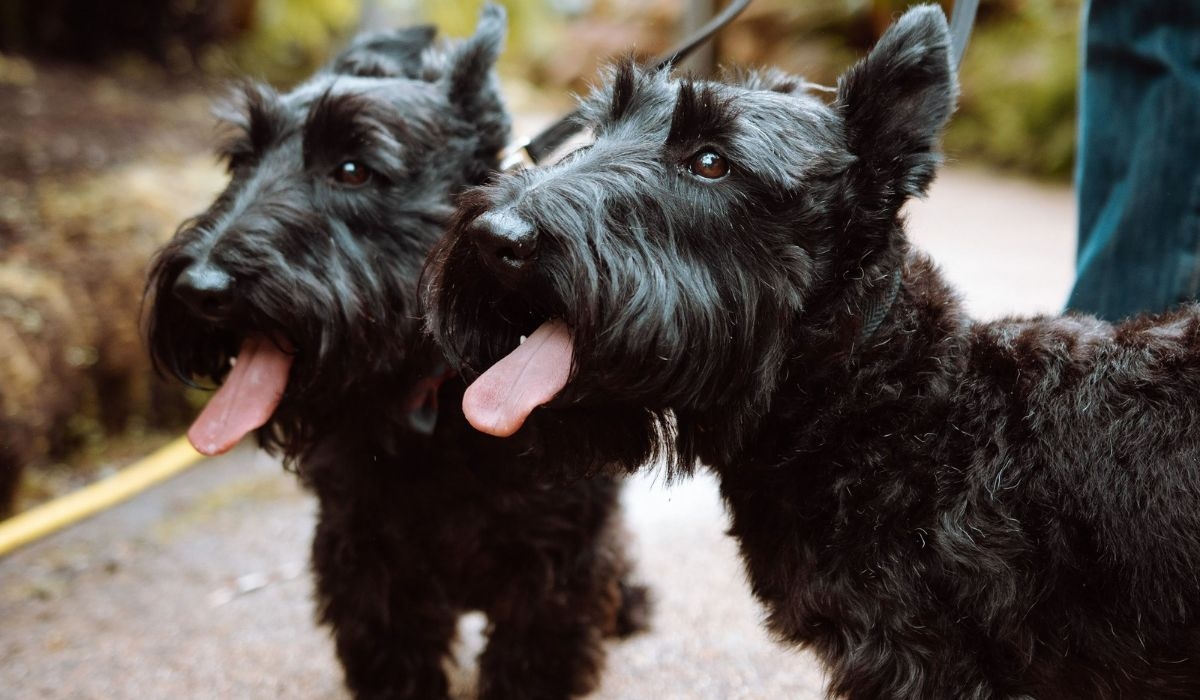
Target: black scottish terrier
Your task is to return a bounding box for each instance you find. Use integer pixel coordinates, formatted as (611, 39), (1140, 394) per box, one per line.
(145, 7), (647, 699)
(425, 6), (1200, 698)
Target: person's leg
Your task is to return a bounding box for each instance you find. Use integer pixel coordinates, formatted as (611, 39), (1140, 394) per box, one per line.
(1067, 0), (1200, 321)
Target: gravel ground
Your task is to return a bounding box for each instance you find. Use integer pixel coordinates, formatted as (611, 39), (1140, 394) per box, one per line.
(0, 167), (1075, 699)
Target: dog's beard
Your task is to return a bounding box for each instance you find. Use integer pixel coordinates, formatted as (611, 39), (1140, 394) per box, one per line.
(427, 208), (806, 473)
(148, 229), (425, 458)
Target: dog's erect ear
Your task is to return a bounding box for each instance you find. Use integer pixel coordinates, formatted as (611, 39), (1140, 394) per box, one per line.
(440, 3), (509, 165)
(327, 26), (438, 78)
(443, 4), (507, 118)
(835, 4), (957, 209)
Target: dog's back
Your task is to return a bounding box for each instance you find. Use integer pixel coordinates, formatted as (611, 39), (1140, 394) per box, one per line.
(963, 303), (1200, 617)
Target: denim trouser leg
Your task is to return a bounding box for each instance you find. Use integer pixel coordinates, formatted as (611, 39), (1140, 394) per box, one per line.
(1066, 0), (1200, 321)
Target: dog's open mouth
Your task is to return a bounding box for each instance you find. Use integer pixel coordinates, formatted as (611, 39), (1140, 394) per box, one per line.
(463, 318), (573, 438)
(187, 334), (294, 456)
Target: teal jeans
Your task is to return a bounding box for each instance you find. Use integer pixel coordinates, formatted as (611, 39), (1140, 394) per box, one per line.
(1067, 0), (1200, 320)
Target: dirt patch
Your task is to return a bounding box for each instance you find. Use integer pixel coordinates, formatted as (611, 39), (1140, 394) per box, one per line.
(0, 56), (228, 514)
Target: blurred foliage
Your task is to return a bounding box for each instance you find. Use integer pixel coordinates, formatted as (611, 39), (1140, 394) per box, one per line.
(0, 0), (362, 83)
(0, 0), (242, 65)
(664, 0), (1081, 179)
(430, 0), (1080, 179)
(949, 0), (1079, 179)
(227, 0), (362, 81)
(425, 0), (560, 70)
(1, 0), (1079, 176)
(422, 0), (680, 89)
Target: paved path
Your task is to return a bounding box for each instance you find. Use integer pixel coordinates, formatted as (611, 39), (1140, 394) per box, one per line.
(0, 167), (1075, 699)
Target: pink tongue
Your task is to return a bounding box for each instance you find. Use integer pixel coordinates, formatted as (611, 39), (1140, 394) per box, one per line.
(187, 335), (294, 456)
(463, 319), (574, 437)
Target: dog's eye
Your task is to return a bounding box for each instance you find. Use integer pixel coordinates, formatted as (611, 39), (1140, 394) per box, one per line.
(331, 160), (372, 187)
(688, 151), (729, 180)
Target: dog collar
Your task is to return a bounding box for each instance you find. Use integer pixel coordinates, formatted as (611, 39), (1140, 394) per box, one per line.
(857, 0), (971, 342)
(860, 267), (903, 341)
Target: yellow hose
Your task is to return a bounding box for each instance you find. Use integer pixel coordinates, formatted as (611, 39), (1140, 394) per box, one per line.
(0, 436), (203, 557)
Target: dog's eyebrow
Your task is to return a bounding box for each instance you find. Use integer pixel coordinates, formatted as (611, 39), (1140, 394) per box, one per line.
(240, 84), (286, 147)
(302, 90), (408, 168)
(309, 90), (398, 147)
(667, 79), (736, 147)
(306, 90), (369, 143)
(213, 84), (288, 167)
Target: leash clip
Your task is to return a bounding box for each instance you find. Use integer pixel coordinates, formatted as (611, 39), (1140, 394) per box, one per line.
(500, 141), (534, 172)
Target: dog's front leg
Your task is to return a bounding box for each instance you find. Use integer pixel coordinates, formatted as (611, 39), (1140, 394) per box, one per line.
(311, 507), (457, 700)
(476, 560), (621, 700)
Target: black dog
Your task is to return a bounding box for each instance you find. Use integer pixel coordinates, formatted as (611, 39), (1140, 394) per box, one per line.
(425, 6), (1200, 697)
(145, 8), (647, 699)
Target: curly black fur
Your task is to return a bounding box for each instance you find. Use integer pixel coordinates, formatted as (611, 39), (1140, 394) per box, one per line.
(425, 6), (1200, 697)
(144, 7), (648, 698)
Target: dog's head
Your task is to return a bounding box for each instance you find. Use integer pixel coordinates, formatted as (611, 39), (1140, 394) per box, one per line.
(146, 5), (509, 457)
(423, 5), (956, 473)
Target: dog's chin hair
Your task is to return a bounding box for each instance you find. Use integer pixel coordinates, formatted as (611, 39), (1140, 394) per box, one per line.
(521, 404), (694, 481)
(151, 271), (414, 384)
(144, 269), (236, 388)
(427, 213), (781, 471)
(540, 198), (806, 464)
(424, 274), (522, 381)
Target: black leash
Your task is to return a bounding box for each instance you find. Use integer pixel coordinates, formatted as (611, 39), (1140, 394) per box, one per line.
(860, 0), (978, 341)
(948, 0), (979, 70)
(501, 0), (754, 170)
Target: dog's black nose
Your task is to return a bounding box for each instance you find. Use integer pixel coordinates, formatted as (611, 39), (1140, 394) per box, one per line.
(470, 209), (538, 275)
(173, 262), (236, 322)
